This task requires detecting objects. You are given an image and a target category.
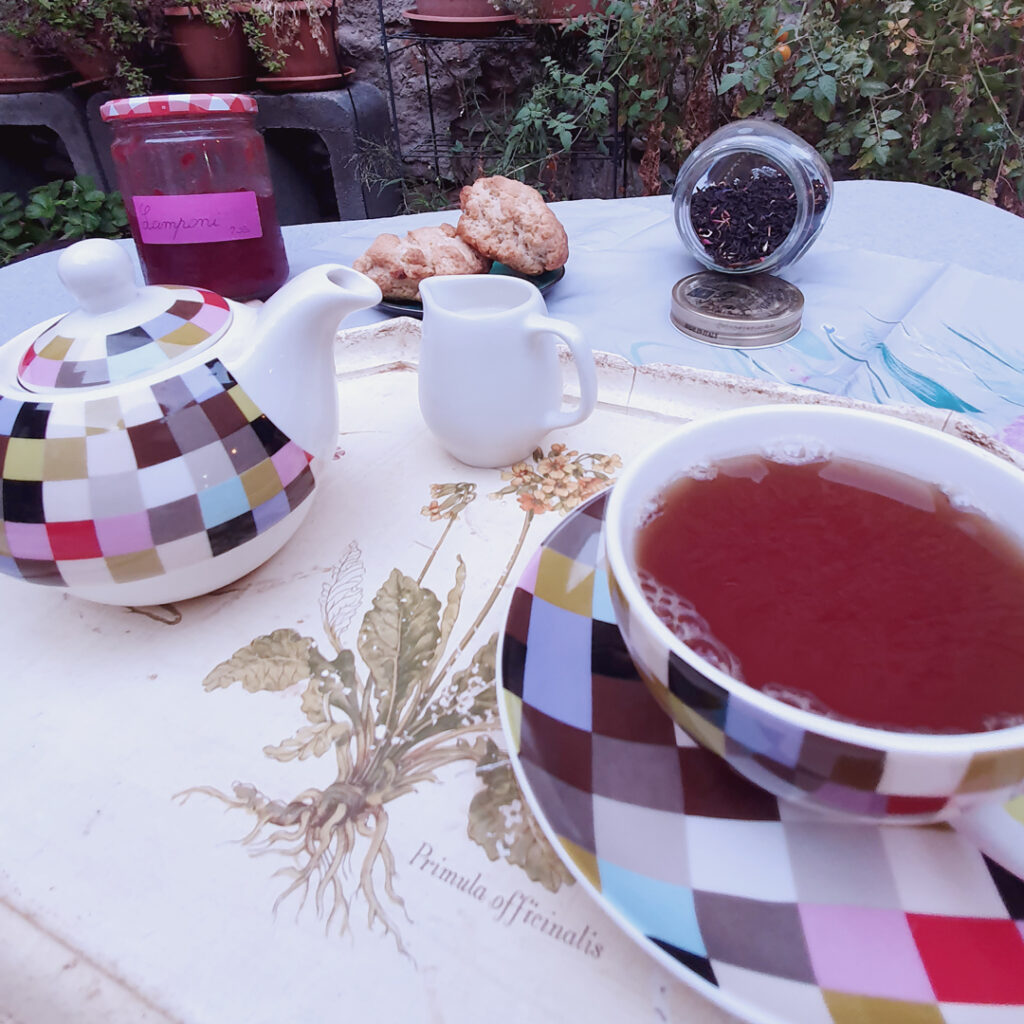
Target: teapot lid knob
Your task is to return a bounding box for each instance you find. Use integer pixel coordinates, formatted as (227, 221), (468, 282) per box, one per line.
(17, 239), (233, 394)
(57, 238), (139, 315)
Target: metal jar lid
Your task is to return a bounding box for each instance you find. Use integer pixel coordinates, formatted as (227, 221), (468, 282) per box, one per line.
(670, 271), (804, 348)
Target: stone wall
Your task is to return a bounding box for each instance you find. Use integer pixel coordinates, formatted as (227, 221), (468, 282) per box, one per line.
(335, 0), (621, 207)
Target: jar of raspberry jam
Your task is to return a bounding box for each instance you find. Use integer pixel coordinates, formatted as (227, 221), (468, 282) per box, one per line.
(100, 94), (289, 301)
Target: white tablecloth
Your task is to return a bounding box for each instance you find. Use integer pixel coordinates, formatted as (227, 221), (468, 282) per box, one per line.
(5, 180), (1024, 451)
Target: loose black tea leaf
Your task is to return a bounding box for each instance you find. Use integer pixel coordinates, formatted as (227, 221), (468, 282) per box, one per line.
(690, 170), (827, 269)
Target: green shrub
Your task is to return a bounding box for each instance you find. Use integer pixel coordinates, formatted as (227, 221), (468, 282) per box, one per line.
(479, 0), (1023, 211)
(0, 176), (130, 266)
(721, 0), (1024, 213)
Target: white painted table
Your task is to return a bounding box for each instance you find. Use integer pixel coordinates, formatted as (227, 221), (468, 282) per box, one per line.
(2, 182), (1024, 1024)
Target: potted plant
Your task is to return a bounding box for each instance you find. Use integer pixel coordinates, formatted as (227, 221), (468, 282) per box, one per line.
(419, 0), (508, 16)
(164, 1), (342, 90)
(30, 0), (164, 94)
(249, 0), (345, 88)
(163, 3), (260, 89)
(497, 0), (605, 22)
(406, 0), (514, 38)
(0, 2), (73, 93)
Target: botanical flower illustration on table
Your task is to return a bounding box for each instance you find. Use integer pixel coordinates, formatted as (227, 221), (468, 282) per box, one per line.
(180, 444), (621, 953)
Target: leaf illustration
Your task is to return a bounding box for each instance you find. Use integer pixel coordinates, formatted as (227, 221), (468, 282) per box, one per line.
(330, 648), (361, 710)
(264, 721), (351, 762)
(321, 542), (365, 653)
(429, 556), (466, 676)
(301, 677), (329, 724)
(420, 635), (498, 739)
(358, 570), (442, 711)
(203, 629), (314, 693)
(300, 649), (362, 726)
(467, 739), (573, 893)
(457, 633), (497, 719)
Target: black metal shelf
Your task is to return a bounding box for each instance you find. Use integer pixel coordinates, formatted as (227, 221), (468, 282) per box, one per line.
(376, 0), (624, 198)
(386, 29), (531, 45)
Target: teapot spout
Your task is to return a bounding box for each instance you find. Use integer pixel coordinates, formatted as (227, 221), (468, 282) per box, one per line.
(229, 264), (382, 461)
(259, 264), (382, 356)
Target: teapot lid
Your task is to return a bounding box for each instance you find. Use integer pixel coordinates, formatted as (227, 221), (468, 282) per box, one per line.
(17, 239), (233, 392)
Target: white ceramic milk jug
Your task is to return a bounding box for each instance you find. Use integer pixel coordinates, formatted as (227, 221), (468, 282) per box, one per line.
(418, 275), (598, 468)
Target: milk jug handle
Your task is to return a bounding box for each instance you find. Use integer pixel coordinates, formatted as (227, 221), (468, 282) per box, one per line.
(525, 313), (598, 431)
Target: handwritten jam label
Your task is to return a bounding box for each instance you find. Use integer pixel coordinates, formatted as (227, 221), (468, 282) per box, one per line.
(133, 192), (263, 245)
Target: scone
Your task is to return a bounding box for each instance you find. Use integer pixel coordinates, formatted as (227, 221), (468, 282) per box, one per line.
(353, 223), (490, 300)
(456, 176), (569, 276)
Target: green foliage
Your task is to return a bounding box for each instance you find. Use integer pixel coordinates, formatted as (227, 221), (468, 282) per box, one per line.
(0, 177), (129, 266)
(489, 55), (614, 185)
(718, 0), (1024, 211)
(0, 191), (33, 265)
(5, 0), (333, 82)
(482, 0), (751, 195)
(476, 0), (1023, 210)
(173, 1), (282, 72)
(184, 0), (334, 74)
(4, 0), (164, 93)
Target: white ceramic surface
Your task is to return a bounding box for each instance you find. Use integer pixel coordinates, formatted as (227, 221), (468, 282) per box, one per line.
(604, 405), (1024, 854)
(418, 274), (597, 467)
(0, 239), (382, 605)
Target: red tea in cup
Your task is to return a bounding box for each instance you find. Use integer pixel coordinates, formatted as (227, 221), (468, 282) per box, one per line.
(636, 453), (1024, 734)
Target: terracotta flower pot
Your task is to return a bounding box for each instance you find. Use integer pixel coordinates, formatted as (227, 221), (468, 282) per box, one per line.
(63, 27), (120, 89)
(163, 6), (257, 91)
(65, 47), (115, 84)
(0, 34), (73, 93)
(257, 1), (343, 89)
(416, 0), (505, 16)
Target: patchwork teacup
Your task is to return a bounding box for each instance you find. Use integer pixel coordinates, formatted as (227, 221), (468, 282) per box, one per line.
(604, 405), (1024, 864)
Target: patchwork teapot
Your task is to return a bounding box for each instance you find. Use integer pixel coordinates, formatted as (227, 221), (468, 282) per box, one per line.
(0, 238), (381, 605)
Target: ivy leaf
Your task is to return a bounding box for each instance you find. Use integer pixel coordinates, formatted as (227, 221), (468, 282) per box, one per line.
(203, 629), (314, 692)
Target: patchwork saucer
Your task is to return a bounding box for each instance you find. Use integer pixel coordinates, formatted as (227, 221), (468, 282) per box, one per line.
(497, 490), (1024, 1024)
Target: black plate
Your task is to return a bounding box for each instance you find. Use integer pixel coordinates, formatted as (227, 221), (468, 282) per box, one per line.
(376, 263), (566, 319)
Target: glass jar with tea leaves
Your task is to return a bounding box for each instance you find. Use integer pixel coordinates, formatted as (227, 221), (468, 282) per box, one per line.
(672, 121), (833, 275)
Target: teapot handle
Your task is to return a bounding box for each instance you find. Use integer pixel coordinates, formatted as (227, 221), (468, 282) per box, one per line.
(525, 313), (598, 431)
